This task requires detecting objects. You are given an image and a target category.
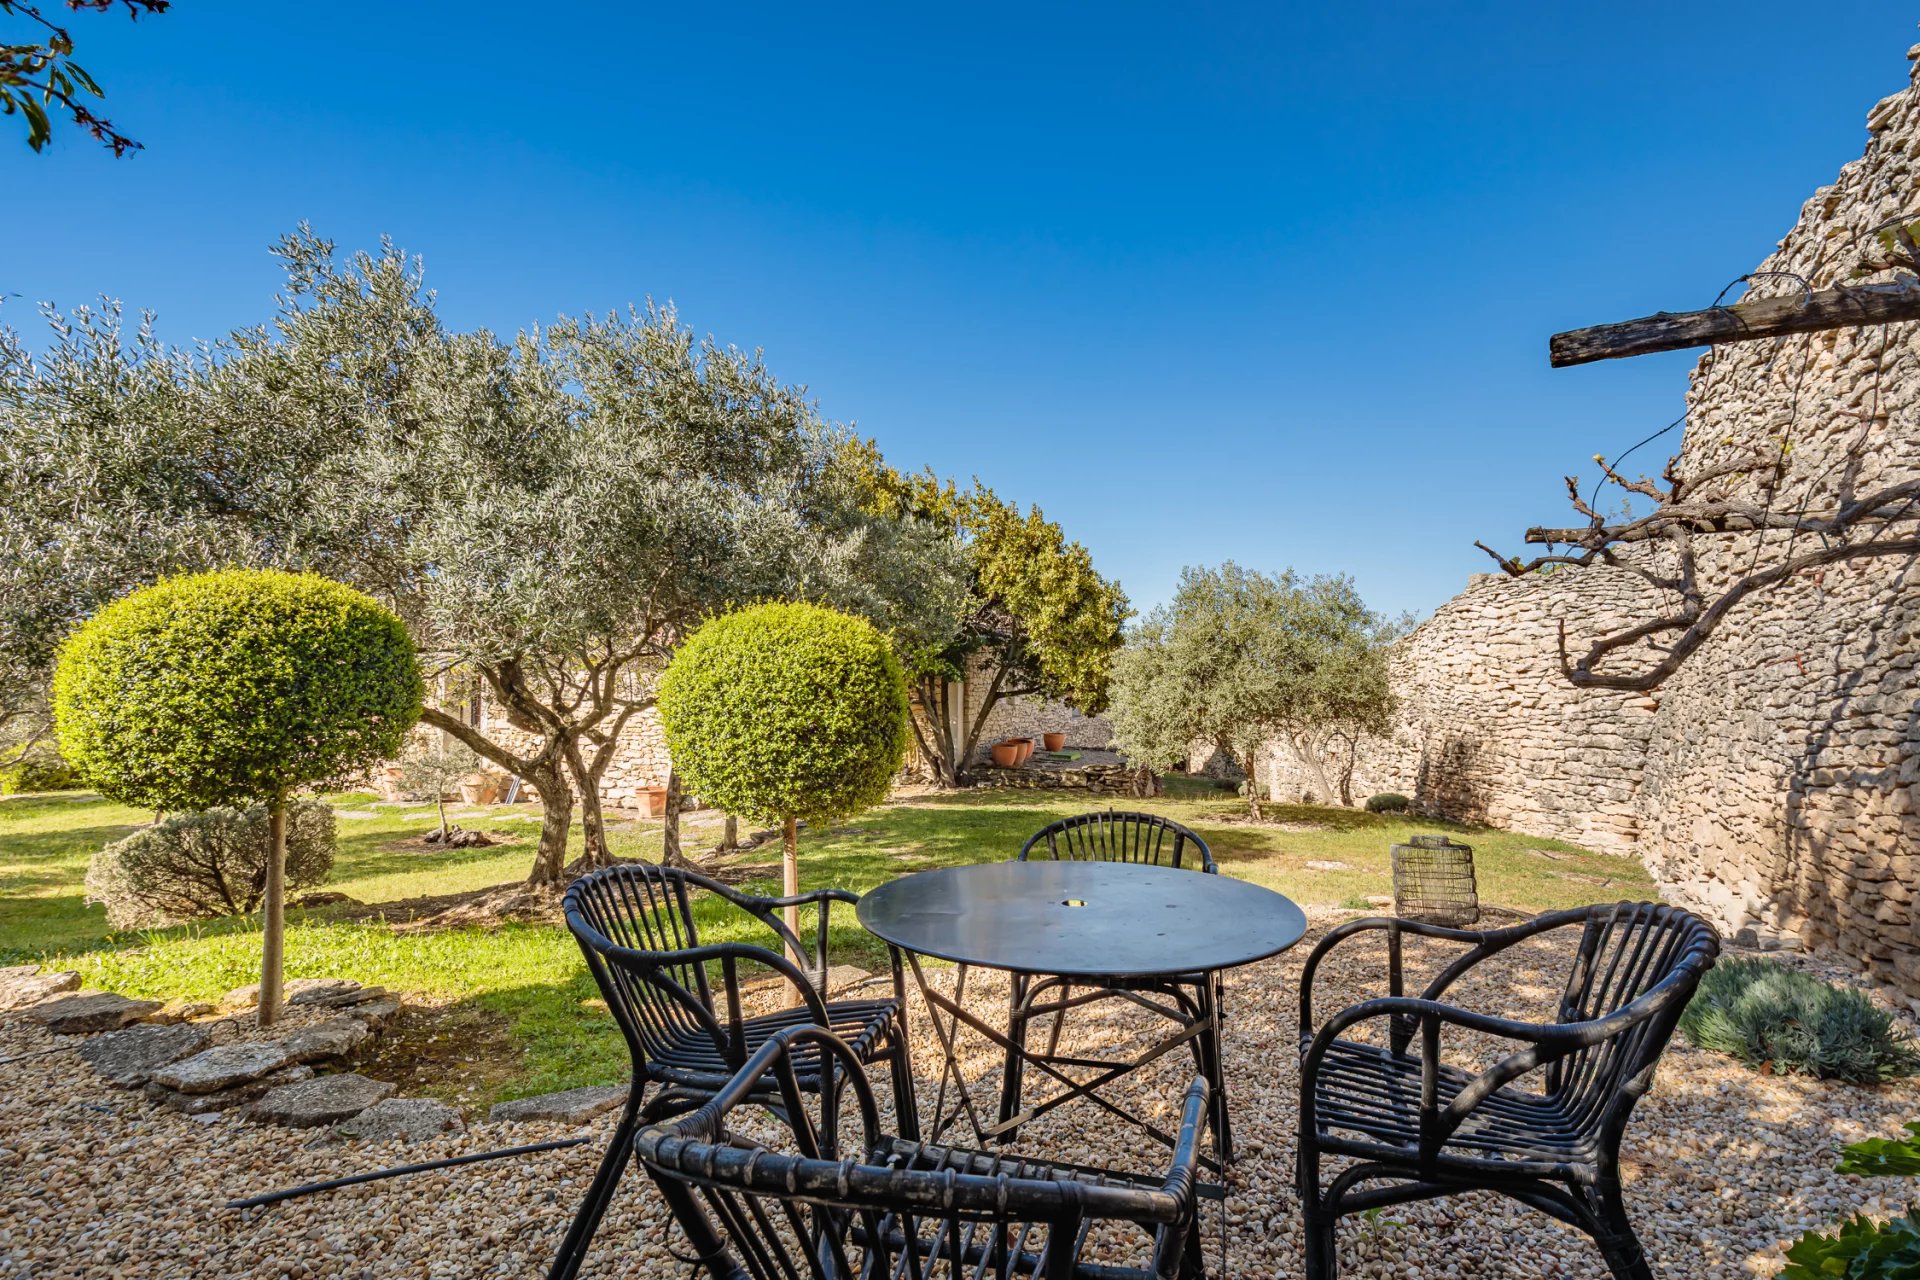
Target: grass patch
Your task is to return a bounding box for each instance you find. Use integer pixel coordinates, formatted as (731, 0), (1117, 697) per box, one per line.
(0, 785), (1654, 1105)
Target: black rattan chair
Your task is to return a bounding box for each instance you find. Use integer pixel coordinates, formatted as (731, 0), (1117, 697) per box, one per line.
(551, 864), (921, 1280)
(1001, 813), (1229, 1154)
(1296, 901), (1720, 1279)
(638, 1023), (1212, 1279)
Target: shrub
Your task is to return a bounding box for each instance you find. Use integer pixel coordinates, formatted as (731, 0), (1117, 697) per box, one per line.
(0, 751), (79, 794)
(1365, 793), (1410, 813)
(54, 568), (421, 1023)
(659, 602), (910, 830)
(1780, 1122), (1920, 1278)
(1679, 957), (1920, 1083)
(86, 799), (336, 929)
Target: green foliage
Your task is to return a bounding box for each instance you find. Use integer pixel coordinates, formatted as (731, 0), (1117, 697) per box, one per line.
(1679, 958), (1920, 1083)
(659, 603), (909, 827)
(86, 799), (336, 929)
(1366, 793), (1410, 813)
(1109, 562), (1397, 809)
(0, 749), (77, 794)
(1, 0), (166, 155)
(1781, 1210), (1920, 1280)
(1837, 1122), (1920, 1179)
(53, 570), (422, 811)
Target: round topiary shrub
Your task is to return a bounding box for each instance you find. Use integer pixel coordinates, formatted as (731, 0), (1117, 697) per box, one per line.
(87, 799), (337, 929)
(0, 749), (79, 795)
(1365, 792), (1411, 814)
(659, 602), (909, 960)
(54, 569), (421, 1022)
(659, 602), (910, 830)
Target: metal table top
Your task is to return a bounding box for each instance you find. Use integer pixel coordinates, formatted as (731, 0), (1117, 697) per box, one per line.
(856, 860), (1308, 979)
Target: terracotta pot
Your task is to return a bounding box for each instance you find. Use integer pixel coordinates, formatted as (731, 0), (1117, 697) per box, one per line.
(1010, 737), (1034, 764)
(1042, 732), (1066, 752)
(458, 772), (501, 805)
(990, 741), (1021, 768)
(635, 785), (670, 818)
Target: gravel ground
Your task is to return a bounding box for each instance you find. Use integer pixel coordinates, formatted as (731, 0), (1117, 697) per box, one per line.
(3, 908), (1916, 1279)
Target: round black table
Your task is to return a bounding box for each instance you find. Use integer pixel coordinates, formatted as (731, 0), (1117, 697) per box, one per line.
(858, 860), (1307, 1168)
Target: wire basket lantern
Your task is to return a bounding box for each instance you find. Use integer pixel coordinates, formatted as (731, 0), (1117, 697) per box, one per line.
(1389, 833), (1480, 926)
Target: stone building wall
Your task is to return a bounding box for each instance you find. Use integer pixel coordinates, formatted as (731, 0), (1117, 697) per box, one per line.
(1273, 43), (1920, 1003)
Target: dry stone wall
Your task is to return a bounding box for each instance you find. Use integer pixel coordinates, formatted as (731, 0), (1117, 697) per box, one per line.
(1269, 42), (1920, 1004)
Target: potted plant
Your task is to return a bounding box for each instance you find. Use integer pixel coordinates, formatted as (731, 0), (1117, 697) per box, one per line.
(990, 740), (1021, 768)
(1011, 737), (1035, 764)
(1042, 731), (1066, 752)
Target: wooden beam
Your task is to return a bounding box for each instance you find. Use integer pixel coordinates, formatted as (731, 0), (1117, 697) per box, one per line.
(1549, 276), (1920, 367)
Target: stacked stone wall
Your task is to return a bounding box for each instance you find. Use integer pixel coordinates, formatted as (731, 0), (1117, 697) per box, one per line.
(1268, 44), (1920, 1003)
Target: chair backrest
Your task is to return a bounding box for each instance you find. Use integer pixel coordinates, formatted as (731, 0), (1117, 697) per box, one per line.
(1546, 901), (1720, 1137)
(1018, 811), (1215, 873)
(638, 1026), (1200, 1280)
(563, 863), (808, 1079)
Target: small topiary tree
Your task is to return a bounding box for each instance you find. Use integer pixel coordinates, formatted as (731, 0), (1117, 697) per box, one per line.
(658, 602), (909, 971)
(1365, 793), (1410, 814)
(87, 799), (336, 929)
(54, 569), (421, 1025)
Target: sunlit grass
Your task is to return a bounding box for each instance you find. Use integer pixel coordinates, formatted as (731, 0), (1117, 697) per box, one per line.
(0, 783), (1653, 1104)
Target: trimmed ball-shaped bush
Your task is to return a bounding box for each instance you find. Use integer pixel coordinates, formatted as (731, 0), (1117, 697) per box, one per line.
(87, 799), (337, 929)
(53, 569), (423, 810)
(1365, 793), (1411, 814)
(658, 602), (909, 828)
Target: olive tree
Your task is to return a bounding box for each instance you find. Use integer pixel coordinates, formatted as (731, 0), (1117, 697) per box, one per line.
(1108, 563), (1395, 817)
(658, 602), (909, 958)
(53, 569), (421, 1024)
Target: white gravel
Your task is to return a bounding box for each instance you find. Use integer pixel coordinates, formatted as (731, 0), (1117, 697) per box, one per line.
(3, 909), (1916, 1278)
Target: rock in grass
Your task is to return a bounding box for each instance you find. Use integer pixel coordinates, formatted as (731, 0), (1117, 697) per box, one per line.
(248, 1073), (395, 1127)
(220, 977), (364, 1011)
(333, 1097), (464, 1142)
(151, 1040), (296, 1093)
(78, 1022), (213, 1088)
(146, 1065), (313, 1115)
(284, 1016), (372, 1063)
(0, 966), (82, 1011)
(488, 1085), (627, 1124)
(30, 992), (164, 1034)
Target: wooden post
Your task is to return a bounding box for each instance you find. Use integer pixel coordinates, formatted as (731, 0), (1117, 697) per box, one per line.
(258, 792), (288, 1028)
(1549, 277), (1920, 367)
(783, 816), (802, 1006)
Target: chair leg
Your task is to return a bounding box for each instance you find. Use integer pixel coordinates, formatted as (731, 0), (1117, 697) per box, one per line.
(887, 1013), (922, 1141)
(1296, 1142), (1337, 1280)
(547, 1085), (646, 1280)
(1590, 1182), (1654, 1280)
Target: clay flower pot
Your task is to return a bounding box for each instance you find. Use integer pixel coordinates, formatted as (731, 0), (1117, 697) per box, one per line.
(1010, 737), (1034, 764)
(635, 785), (670, 818)
(1042, 732), (1066, 752)
(458, 771), (501, 805)
(990, 741), (1022, 768)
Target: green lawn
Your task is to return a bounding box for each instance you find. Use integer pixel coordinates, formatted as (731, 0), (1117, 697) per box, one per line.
(0, 784), (1654, 1106)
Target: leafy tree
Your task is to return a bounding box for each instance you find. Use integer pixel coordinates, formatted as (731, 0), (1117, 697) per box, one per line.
(397, 736), (482, 842)
(53, 569), (421, 1024)
(851, 448), (1129, 786)
(1108, 563), (1395, 817)
(3, 0), (166, 155)
(658, 602), (909, 954)
(3, 230), (963, 886)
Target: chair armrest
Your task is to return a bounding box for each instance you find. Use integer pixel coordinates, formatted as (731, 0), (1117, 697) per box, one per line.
(708, 881), (863, 984)
(1147, 1076), (1210, 1280)
(599, 938), (839, 1044)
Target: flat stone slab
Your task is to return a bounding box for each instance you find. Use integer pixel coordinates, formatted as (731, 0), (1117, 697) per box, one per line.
(1305, 860), (1352, 872)
(332, 1097), (464, 1142)
(0, 966), (82, 1012)
(151, 1040), (296, 1094)
(146, 1065), (311, 1115)
(30, 992), (163, 1034)
(346, 998), (402, 1029)
(78, 1022), (213, 1088)
(489, 1084), (627, 1124)
(249, 1073), (395, 1127)
(285, 1015), (372, 1063)
(221, 977), (364, 1010)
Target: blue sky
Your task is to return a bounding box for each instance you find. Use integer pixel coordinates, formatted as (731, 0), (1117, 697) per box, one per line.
(3, 3), (1913, 618)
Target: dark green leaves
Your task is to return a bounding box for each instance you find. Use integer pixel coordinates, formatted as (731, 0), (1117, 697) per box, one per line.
(1837, 1124), (1920, 1179)
(1780, 1210), (1920, 1280)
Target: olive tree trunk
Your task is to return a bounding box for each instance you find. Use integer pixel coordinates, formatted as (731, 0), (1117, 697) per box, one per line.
(258, 792), (288, 1028)
(661, 771), (698, 870)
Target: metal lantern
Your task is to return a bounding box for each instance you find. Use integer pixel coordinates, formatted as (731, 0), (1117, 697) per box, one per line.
(1389, 833), (1479, 926)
